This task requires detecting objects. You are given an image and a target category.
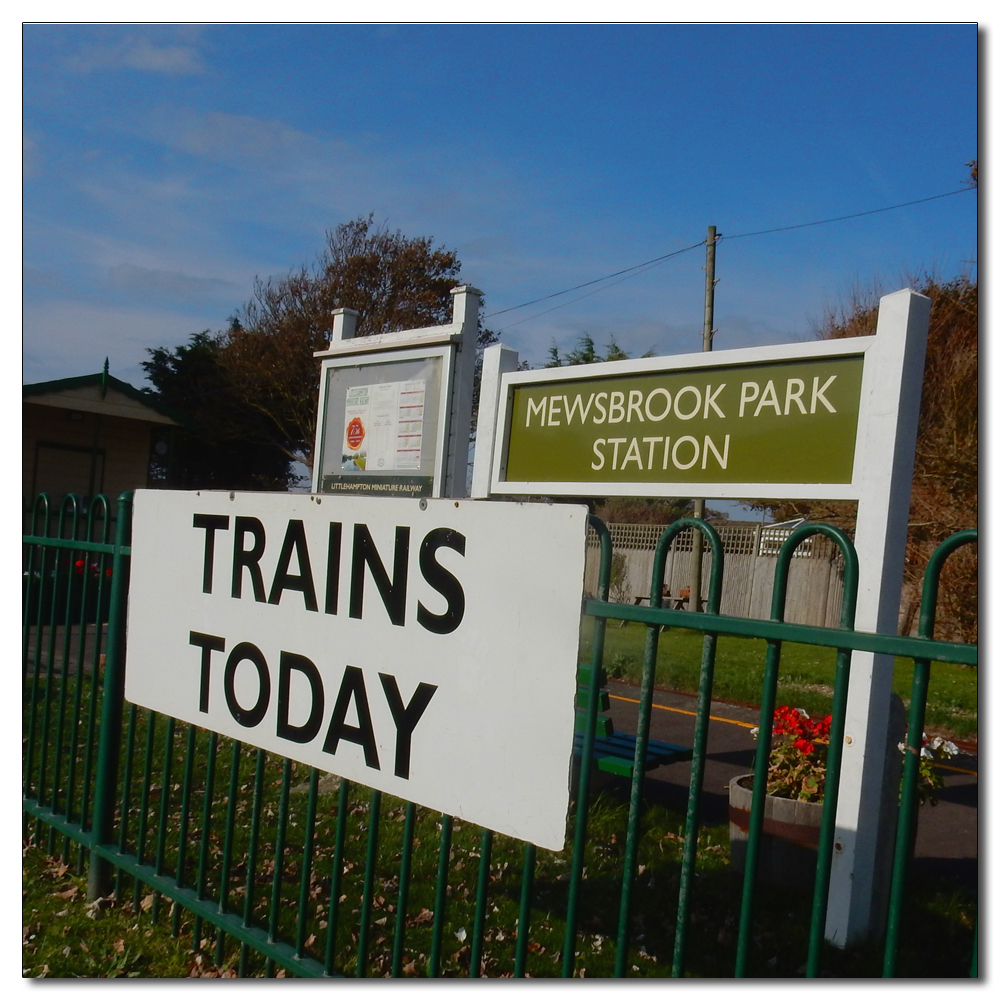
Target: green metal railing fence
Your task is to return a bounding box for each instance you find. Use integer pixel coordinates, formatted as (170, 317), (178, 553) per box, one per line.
(23, 494), (977, 978)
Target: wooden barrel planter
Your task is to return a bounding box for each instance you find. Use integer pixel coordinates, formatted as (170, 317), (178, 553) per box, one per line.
(728, 774), (823, 887)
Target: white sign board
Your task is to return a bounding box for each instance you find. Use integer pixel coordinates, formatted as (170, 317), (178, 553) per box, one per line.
(125, 490), (588, 851)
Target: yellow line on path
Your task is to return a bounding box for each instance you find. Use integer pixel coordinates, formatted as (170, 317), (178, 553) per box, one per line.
(608, 693), (979, 776)
(609, 692), (757, 729)
(936, 762), (978, 776)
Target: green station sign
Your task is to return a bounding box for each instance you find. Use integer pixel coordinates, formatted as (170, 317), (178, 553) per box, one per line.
(502, 354), (864, 487)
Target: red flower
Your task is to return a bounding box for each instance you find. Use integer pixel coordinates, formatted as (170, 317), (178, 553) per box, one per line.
(793, 738), (815, 755)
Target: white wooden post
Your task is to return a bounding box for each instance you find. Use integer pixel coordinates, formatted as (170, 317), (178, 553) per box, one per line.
(329, 307), (360, 343)
(825, 288), (931, 945)
(443, 285), (482, 497)
(471, 344), (519, 499)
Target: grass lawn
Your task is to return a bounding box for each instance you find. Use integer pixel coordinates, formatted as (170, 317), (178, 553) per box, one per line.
(23, 774), (977, 979)
(581, 619), (978, 742)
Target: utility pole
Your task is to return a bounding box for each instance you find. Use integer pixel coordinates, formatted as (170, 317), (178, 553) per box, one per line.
(689, 226), (718, 611)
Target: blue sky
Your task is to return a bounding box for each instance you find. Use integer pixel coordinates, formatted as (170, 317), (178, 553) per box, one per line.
(23, 22), (977, 392)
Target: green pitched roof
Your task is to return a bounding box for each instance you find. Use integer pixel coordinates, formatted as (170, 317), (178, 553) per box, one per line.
(23, 369), (189, 426)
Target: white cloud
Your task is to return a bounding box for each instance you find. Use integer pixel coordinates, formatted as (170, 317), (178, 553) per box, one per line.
(167, 111), (319, 164)
(24, 212), (259, 300)
(64, 35), (206, 76)
(105, 264), (242, 306)
(126, 106), (539, 250)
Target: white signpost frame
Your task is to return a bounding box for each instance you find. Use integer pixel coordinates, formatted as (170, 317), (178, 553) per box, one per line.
(311, 285), (481, 498)
(473, 288), (931, 945)
(125, 490), (589, 851)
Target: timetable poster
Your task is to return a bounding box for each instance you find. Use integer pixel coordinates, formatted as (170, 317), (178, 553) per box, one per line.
(341, 380), (426, 473)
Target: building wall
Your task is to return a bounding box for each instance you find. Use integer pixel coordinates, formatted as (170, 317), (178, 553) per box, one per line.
(23, 401), (154, 504)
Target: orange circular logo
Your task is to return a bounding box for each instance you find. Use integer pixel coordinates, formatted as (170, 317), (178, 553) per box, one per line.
(346, 417), (365, 450)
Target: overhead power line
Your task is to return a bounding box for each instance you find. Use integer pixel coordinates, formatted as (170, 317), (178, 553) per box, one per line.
(489, 249), (705, 331)
(721, 187), (972, 241)
(485, 186), (974, 331)
(483, 239), (706, 321)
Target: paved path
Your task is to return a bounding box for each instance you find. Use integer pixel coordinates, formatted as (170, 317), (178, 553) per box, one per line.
(601, 678), (978, 889)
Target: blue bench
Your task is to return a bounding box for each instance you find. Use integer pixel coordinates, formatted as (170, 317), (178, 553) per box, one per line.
(573, 664), (693, 778)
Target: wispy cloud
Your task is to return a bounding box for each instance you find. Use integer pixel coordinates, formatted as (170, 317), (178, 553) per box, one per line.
(105, 263), (242, 307)
(167, 111), (319, 164)
(64, 35), (205, 76)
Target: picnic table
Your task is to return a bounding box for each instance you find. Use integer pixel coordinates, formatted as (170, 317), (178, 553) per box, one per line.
(617, 587), (689, 626)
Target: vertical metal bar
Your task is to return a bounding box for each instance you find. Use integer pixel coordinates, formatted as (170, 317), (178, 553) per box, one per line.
(734, 636), (781, 977)
(514, 842), (536, 978)
(356, 789), (382, 977)
(882, 654), (930, 975)
(48, 515), (80, 857)
(883, 528), (976, 976)
(469, 827), (494, 977)
(74, 500), (111, 846)
(266, 758), (293, 949)
(323, 778), (352, 976)
(805, 528), (859, 975)
(87, 492), (132, 900)
(215, 739), (243, 966)
(670, 628), (718, 977)
(51, 505), (81, 828)
(613, 604), (658, 977)
(65, 505), (101, 828)
(43, 500), (79, 824)
(22, 495), (47, 688)
(193, 729), (219, 950)
(152, 716), (176, 923)
(23, 494), (50, 802)
(802, 647), (853, 973)
(239, 749), (267, 976)
(78, 552), (108, 835)
(114, 704), (138, 902)
(295, 768), (320, 959)
(391, 800), (417, 977)
(133, 711), (159, 911)
(37, 505), (69, 814)
(561, 515), (612, 978)
(23, 543), (49, 804)
(172, 724), (198, 937)
(428, 813), (453, 978)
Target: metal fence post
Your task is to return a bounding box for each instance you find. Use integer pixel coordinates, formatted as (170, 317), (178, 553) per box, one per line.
(86, 491), (132, 900)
